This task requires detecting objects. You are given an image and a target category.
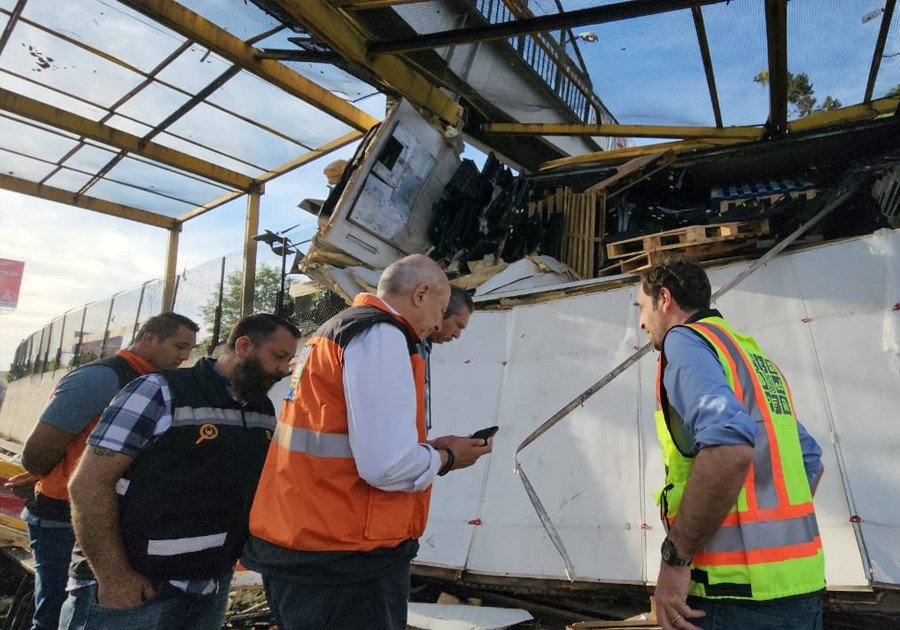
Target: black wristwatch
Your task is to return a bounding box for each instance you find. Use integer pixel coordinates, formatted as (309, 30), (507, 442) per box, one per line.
(661, 537), (693, 567)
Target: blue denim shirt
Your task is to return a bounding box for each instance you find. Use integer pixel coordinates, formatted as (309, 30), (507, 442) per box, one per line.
(663, 326), (823, 486)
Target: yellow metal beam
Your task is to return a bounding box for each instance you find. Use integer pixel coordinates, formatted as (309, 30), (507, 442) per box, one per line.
(262, 131), (364, 182)
(241, 188), (262, 318)
(119, 0), (378, 133)
(540, 138), (748, 171)
(540, 97), (900, 171)
(275, 0), (464, 128)
(162, 225), (181, 311)
(177, 130), (363, 223)
(481, 122), (764, 140)
(788, 97), (900, 133)
(0, 88), (254, 191)
(0, 173), (178, 229)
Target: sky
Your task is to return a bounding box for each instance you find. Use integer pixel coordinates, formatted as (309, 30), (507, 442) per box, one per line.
(0, 140), (361, 371)
(0, 0), (898, 373)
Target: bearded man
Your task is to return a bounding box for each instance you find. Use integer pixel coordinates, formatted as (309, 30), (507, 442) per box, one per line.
(60, 314), (301, 630)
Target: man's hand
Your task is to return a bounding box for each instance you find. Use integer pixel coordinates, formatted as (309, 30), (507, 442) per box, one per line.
(436, 436), (492, 471)
(96, 569), (155, 609)
(427, 435), (464, 450)
(4, 472), (36, 499)
(654, 562), (705, 630)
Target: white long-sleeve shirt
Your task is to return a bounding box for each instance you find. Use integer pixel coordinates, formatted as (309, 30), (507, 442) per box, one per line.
(343, 321), (441, 492)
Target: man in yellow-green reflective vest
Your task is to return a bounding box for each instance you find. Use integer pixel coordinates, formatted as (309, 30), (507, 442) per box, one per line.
(634, 255), (825, 630)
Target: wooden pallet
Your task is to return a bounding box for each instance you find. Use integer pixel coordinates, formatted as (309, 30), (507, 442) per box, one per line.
(601, 239), (757, 275)
(527, 187), (605, 279)
(606, 218), (769, 260)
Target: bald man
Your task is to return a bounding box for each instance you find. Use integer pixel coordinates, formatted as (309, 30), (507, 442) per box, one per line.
(244, 254), (492, 630)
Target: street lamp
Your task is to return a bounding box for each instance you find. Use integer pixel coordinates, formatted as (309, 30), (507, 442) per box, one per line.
(252, 230), (295, 318)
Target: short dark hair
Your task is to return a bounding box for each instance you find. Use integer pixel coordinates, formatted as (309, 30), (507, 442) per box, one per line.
(445, 286), (474, 319)
(225, 313), (301, 350)
(640, 255), (711, 311)
(136, 312), (199, 341)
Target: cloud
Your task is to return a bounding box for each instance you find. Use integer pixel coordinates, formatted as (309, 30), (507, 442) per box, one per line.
(0, 140), (361, 371)
(0, 191), (166, 369)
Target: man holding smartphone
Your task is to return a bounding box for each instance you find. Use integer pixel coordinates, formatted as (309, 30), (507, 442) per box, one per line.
(244, 255), (493, 630)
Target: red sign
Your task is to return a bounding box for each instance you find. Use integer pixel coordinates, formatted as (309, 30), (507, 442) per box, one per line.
(0, 258), (25, 309)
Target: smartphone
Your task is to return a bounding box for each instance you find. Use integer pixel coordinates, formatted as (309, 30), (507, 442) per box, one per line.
(470, 425), (499, 441)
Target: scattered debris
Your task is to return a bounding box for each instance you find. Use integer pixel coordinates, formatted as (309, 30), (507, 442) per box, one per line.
(475, 256), (575, 296)
(710, 180), (817, 215)
(872, 164), (900, 228)
(407, 603), (533, 630)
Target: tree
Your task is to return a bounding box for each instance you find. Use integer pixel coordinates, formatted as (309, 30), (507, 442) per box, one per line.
(200, 264), (292, 343)
(886, 84), (900, 98)
(753, 70), (841, 118)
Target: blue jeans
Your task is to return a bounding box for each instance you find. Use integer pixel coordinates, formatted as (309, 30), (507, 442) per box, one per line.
(58, 575), (232, 630)
(688, 591), (823, 630)
(27, 518), (76, 630)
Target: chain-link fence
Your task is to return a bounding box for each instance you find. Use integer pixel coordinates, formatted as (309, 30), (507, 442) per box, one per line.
(8, 252), (349, 381)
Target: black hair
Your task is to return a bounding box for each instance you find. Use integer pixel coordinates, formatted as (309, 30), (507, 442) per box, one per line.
(639, 255), (711, 311)
(136, 312), (199, 341)
(225, 313), (301, 349)
(445, 286), (474, 319)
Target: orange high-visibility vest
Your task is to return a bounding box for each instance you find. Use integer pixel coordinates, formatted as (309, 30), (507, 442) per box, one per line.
(35, 350), (156, 503)
(250, 294), (430, 552)
(656, 316), (824, 600)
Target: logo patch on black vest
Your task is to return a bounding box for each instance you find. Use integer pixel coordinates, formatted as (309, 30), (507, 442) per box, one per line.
(195, 423), (219, 444)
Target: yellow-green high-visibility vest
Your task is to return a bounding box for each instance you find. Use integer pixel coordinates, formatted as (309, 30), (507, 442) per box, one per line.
(655, 315), (825, 600)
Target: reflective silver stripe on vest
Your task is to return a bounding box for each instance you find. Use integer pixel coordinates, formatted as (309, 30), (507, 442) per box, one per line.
(146, 532), (227, 557)
(273, 421), (353, 458)
(172, 407), (276, 430)
(243, 411), (277, 430)
(690, 323), (779, 510)
(705, 512), (820, 553)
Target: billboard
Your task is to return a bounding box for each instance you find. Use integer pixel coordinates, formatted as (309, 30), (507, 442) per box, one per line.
(0, 259), (25, 309)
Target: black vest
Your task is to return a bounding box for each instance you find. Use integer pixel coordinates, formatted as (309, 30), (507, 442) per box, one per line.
(314, 305), (419, 352)
(118, 358), (275, 581)
(28, 354), (141, 522)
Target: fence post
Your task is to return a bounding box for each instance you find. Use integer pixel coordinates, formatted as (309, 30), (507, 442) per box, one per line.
(53, 315), (66, 373)
(73, 307), (87, 367)
(210, 256), (226, 354)
(33, 327), (46, 375)
(41, 320), (54, 375)
(171, 274), (181, 310)
(99, 296), (117, 359)
(130, 281), (149, 346)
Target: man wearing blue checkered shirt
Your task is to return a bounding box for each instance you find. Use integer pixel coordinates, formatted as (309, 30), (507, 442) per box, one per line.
(59, 314), (300, 630)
